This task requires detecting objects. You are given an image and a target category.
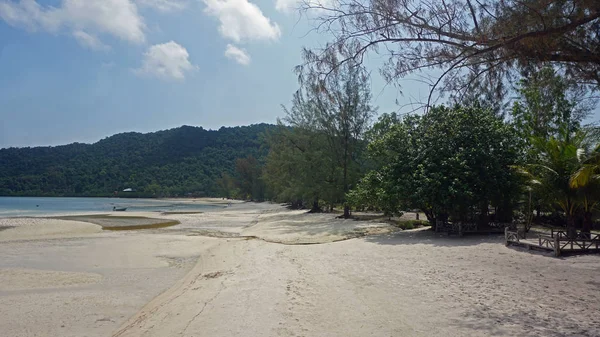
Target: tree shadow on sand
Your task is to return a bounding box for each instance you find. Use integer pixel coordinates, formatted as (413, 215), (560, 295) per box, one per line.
(453, 304), (600, 337)
(363, 228), (506, 248)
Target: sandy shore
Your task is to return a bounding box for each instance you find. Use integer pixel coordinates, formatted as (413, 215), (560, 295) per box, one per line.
(1, 202), (599, 337)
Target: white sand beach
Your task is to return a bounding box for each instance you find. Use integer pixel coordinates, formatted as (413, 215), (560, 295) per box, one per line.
(1, 202), (599, 337)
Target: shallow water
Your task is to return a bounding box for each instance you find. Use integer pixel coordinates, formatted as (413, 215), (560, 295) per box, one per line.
(0, 196), (221, 217)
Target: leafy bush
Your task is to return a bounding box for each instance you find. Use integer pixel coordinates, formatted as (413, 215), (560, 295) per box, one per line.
(395, 220), (430, 230)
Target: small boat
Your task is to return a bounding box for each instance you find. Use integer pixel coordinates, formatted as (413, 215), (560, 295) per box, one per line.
(113, 207), (127, 212)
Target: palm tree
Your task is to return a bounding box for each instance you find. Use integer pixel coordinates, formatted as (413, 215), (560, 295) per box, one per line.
(570, 143), (600, 212)
(519, 129), (592, 229)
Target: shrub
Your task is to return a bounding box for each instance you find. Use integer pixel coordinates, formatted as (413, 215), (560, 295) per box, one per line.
(395, 220), (430, 230)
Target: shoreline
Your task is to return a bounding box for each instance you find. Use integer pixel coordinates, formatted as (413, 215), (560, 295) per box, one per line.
(0, 196), (233, 219)
(0, 195), (247, 201)
(1, 203), (599, 337)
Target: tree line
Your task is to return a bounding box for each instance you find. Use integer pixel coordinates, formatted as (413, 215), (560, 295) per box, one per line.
(261, 63), (599, 232)
(259, 0), (600, 230)
(0, 124), (274, 198)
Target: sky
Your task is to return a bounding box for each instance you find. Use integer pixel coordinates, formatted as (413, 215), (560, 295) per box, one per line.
(0, 0), (429, 148)
(1, 1), (597, 149)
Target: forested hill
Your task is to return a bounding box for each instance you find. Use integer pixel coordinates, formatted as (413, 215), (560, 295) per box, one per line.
(0, 124), (275, 197)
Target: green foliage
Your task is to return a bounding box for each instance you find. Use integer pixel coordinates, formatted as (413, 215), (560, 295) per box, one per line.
(347, 163), (403, 217)
(0, 124), (275, 197)
(264, 124), (335, 208)
(416, 105), (520, 223)
(511, 67), (592, 147)
(395, 220), (430, 230)
(216, 172), (237, 199)
(570, 143), (600, 192)
(397, 222), (414, 230)
(265, 60), (375, 214)
(517, 130), (600, 220)
(351, 103), (521, 225)
(301, 0), (600, 100)
(235, 155), (266, 201)
(394, 220), (430, 230)
(364, 112), (400, 143)
(511, 67), (599, 225)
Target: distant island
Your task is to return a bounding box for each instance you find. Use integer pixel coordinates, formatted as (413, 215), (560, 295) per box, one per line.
(0, 124), (275, 197)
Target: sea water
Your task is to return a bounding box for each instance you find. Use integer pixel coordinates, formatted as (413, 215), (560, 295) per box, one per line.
(0, 197), (221, 217)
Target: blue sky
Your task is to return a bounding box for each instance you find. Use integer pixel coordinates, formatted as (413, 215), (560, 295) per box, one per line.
(0, 0), (425, 148)
(1, 1), (596, 148)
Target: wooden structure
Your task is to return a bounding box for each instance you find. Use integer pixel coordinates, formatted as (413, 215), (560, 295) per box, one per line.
(505, 228), (600, 257)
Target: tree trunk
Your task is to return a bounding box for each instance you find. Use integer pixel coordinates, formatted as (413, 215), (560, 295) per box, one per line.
(341, 132), (351, 219)
(424, 209), (436, 230)
(343, 205), (351, 218)
(309, 199), (321, 213)
(567, 215), (577, 239)
(291, 200), (304, 209)
(525, 189), (533, 232)
(479, 202), (489, 228)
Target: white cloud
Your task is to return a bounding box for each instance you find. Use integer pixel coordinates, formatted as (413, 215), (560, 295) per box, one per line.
(224, 44), (250, 65)
(134, 41), (197, 80)
(203, 0), (281, 43)
(136, 0), (187, 12)
(63, 0), (145, 44)
(0, 0), (61, 31)
(73, 30), (110, 51)
(0, 0), (145, 47)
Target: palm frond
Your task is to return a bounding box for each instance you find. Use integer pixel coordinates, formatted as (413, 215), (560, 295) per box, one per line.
(570, 165), (597, 188)
(525, 163), (559, 176)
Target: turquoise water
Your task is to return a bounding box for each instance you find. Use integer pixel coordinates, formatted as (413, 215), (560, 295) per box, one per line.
(0, 197), (221, 217)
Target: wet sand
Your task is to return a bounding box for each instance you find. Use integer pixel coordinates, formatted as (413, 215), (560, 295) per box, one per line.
(1, 202), (599, 337)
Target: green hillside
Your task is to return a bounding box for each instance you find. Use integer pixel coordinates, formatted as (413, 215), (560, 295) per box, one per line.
(0, 124), (275, 197)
